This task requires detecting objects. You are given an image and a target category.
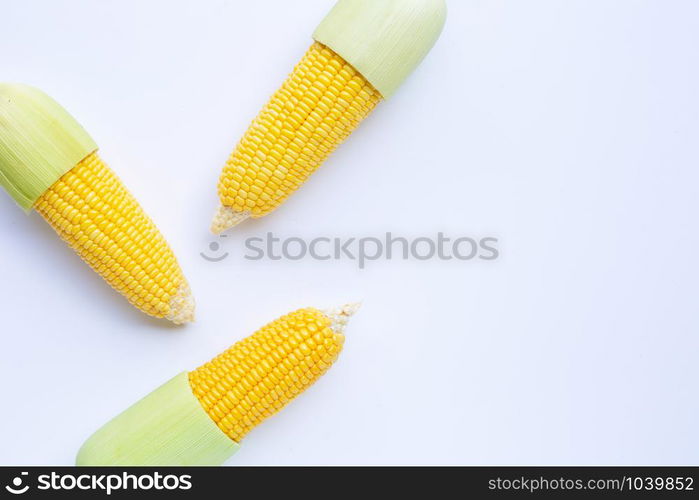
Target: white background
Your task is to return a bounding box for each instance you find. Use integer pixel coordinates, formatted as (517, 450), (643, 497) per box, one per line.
(1, 0), (698, 465)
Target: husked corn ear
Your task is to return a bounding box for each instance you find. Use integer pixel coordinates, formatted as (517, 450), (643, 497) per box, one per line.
(212, 43), (381, 233)
(212, 0), (447, 233)
(0, 84), (194, 324)
(76, 304), (357, 466)
(34, 152), (193, 323)
(189, 304), (356, 442)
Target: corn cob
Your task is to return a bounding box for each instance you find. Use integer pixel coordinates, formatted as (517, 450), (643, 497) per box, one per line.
(0, 84), (193, 324)
(212, 0), (447, 233)
(76, 304), (357, 466)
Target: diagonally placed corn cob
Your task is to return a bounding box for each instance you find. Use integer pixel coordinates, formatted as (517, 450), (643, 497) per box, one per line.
(0, 84), (194, 324)
(212, 0), (447, 233)
(76, 304), (357, 465)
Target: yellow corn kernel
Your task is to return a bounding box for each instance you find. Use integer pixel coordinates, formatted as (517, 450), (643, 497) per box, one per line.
(34, 152), (194, 324)
(189, 304), (356, 442)
(212, 42), (382, 233)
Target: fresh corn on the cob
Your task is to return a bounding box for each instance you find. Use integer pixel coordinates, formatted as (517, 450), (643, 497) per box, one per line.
(0, 84), (194, 324)
(212, 0), (447, 233)
(76, 304), (357, 465)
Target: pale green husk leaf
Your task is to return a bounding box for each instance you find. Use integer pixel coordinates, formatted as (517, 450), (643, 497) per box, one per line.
(76, 373), (240, 466)
(313, 0), (447, 99)
(0, 84), (97, 210)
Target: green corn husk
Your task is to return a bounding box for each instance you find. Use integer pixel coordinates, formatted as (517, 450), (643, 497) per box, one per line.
(0, 83), (97, 210)
(313, 0), (447, 98)
(76, 373), (240, 466)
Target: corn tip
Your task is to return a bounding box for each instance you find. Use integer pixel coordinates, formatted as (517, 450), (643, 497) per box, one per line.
(166, 282), (195, 324)
(211, 205), (249, 234)
(322, 302), (361, 335)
